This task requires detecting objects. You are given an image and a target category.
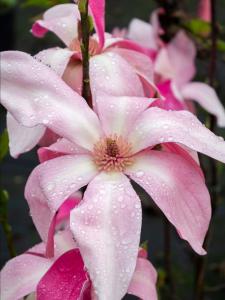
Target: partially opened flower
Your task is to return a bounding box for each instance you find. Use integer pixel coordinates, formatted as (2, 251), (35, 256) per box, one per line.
(31, 2), (156, 99)
(0, 228), (157, 300)
(154, 30), (225, 126)
(2, 51), (225, 299)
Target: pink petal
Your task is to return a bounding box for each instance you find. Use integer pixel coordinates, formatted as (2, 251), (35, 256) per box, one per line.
(162, 143), (202, 177)
(125, 150), (211, 254)
(25, 155), (98, 244)
(1, 51), (102, 151)
(181, 82), (225, 127)
(70, 172), (142, 299)
(35, 48), (76, 77)
(38, 128), (59, 147)
(108, 48), (157, 97)
(107, 39), (157, 60)
(155, 31), (196, 87)
(89, 0), (105, 49)
(128, 107), (225, 163)
(31, 4), (80, 46)
(156, 80), (185, 111)
(128, 257), (158, 300)
(90, 52), (144, 100)
(56, 197), (81, 225)
(7, 113), (45, 158)
(0, 243), (51, 300)
(127, 18), (158, 50)
(198, 0), (211, 21)
(62, 59), (83, 95)
(95, 93), (154, 137)
(37, 249), (89, 300)
(38, 138), (90, 163)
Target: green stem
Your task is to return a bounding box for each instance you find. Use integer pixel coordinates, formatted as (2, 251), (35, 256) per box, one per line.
(0, 190), (16, 258)
(79, 0), (92, 107)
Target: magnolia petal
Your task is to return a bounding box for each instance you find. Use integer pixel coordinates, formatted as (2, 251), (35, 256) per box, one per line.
(38, 138), (90, 163)
(70, 172), (142, 300)
(95, 93), (153, 137)
(126, 150), (211, 254)
(128, 107), (225, 163)
(62, 59), (83, 95)
(90, 52), (144, 100)
(25, 155), (98, 243)
(89, 0), (105, 49)
(128, 257), (158, 300)
(127, 18), (158, 50)
(35, 48), (76, 77)
(31, 4), (80, 46)
(37, 249), (89, 300)
(1, 51), (102, 151)
(110, 48), (153, 81)
(155, 31), (196, 87)
(7, 113), (45, 158)
(0, 244), (51, 300)
(198, 0), (211, 21)
(181, 82), (225, 127)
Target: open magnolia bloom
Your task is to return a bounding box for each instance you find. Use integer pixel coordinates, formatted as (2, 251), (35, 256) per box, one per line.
(126, 13), (225, 127)
(154, 31), (225, 127)
(0, 229), (158, 300)
(32, 2), (156, 99)
(2, 51), (225, 299)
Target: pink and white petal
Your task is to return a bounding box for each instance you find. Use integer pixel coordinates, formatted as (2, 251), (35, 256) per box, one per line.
(0, 243), (52, 300)
(106, 39), (156, 61)
(54, 230), (77, 257)
(7, 113), (45, 158)
(95, 93), (153, 137)
(89, 0), (105, 49)
(37, 249), (89, 300)
(181, 82), (225, 127)
(1, 51), (102, 151)
(109, 48), (154, 83)
(38, 138), (90, 163)
(125, 150), (211, 254)
(155, 31), (196, 87)
(35, 48), (76, 77)
(128, 107), (225, 163)
(25, 155), (98, 244)
(128, 257), (158, 300)
(90, 52), (144, 101)
(70, 172), (142, 300)
(31, 4), (80, 46)
(127, 18), (158, 50)
(162, 143), (202, 177)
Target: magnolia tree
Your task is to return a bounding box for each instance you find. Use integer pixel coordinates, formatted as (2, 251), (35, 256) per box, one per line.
(0, 0), (225, 299)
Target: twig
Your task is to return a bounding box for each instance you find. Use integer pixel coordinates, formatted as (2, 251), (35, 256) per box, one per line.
(163, 218), (176, 299)
(79, 0), (92, 107)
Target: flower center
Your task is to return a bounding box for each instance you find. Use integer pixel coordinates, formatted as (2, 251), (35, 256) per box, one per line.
(93, 134), (133, 172)
(69, 38), (100, 56)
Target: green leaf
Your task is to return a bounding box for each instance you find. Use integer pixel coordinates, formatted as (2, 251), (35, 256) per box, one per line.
(0, 129), (9, 162)
(217, 39), (225, 52)
(140, 240), (148, 251)
(184, 18), (211, 38)
(0, 189), (9, 220)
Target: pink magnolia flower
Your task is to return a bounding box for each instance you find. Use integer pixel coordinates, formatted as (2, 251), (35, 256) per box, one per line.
(0, 230), (157, 300)
(154, 30), (225, 126)
(31, 2), (156, 98)
(2, 51), (225, 298)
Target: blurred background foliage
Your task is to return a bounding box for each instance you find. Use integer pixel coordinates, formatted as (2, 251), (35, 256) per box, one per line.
(0, 1), (225, 299)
